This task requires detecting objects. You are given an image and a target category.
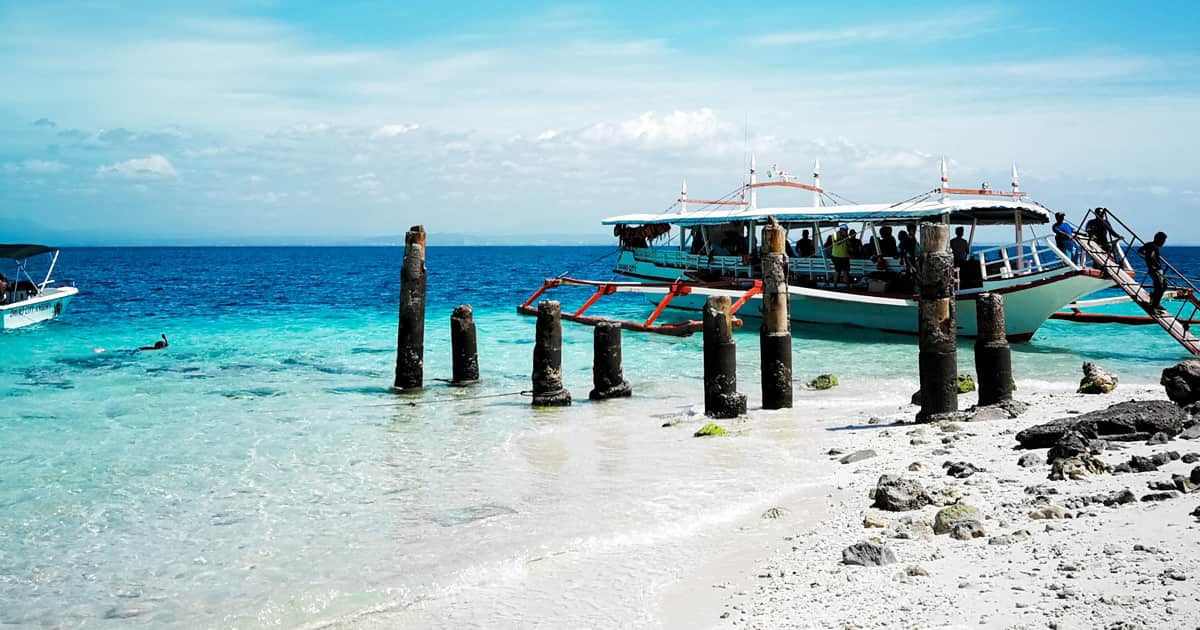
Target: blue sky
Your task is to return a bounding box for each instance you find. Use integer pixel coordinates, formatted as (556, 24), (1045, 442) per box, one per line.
(1, 1), (1198, 243)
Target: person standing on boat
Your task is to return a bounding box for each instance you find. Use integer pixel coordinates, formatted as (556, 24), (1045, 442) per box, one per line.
(1052, 212), (1078, 261)
(795, 230), (815, 258)
(877, 226), (898, 258)
(1137, 231), (1169, 313)
(831, 224), (852, 288)
(1085, 207), (1124, 267)
(950, 227), (970, 267)
(897, 226), (918, 272)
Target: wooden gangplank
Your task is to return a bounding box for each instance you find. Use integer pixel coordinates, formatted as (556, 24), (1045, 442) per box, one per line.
(1074, 235), (1200, 354)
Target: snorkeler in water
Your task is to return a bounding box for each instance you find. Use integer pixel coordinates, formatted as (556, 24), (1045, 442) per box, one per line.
(138, 334), (168, 351)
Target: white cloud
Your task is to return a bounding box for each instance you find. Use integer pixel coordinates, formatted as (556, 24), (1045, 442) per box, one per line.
(2, 159), (64, 173)
(97, 154), (178, 178)
(749, 8), (1001, 47)
(578, 108), (725, 147)
(244, 191), (287, 204)
(371, 123), (419, 138)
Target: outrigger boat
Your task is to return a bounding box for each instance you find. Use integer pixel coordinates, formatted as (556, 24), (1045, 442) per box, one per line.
(1, 244), (77, 330)
(519, 157), (1147, 344)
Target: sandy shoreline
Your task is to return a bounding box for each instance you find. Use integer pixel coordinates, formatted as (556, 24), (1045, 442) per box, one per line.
(700, 383), (1200, 629)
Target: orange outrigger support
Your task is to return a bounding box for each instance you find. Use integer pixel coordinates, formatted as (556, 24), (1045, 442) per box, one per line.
(517, 277), (762, 336)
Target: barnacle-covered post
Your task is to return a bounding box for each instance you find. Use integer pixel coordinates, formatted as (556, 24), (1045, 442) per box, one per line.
(759, 216), (793, 409)
(704, 295), (747, 418)
(974, 292), (1014, 405)
(531, 300), (572, 406)
(450, 304), (480, 386)
(394, 225), (426, 390)
(589, 321), (632, 400)
(917, 223), (958, 420)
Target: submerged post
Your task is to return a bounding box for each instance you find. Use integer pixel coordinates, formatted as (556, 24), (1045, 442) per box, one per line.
(450, 304), (480, 386)
(589, 321), (632, 400)
(703, 295), (747, 418)
(917, 222), (958, 421)
(394, 225), (426, 391)
(532, 300), (572, 406)
(974, 292), (1013, 406)
(759, 217), (793, 409)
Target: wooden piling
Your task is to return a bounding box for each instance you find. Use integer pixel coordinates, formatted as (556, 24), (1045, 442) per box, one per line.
(916, 223), (958, 421)
(450, 304), (480, 386)
(531, 300), (572, 406)
(589, 321), (632, 400)
(394, 225), (426, 390)
(974, 292), (1013, 406)
(759, 217), (793, 409)
(703, 295), (747, 418)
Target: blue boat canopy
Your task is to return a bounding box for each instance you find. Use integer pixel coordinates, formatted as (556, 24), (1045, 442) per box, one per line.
(0, 244), (56, 260)
(601, 198), (1052, 228)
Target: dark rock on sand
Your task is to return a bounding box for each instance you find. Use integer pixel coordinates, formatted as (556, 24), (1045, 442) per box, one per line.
(1147, 431), (1170, 445)
(1192, 466), (1200, 485)
(1049, 455), (1109, 481)
(1018, 453), (1042, 468)
(1078, 362), (1118, 394)
(943, 461), (983, 478)
(1183, 453), (1200, 463)
(1047, 430), (1092, 464)
(1181, 424), (1200, 440)
(872, 475), (933, 512)
(950, 521), (986, 540)
(840, 449), (877, 465)
(1161, 360), (1200, 406)
(1129, 456), (1159, 473)
(842, 541), (897, 567)
(1141, 491), (1180, 502)
(1015, 401), (1186, 449)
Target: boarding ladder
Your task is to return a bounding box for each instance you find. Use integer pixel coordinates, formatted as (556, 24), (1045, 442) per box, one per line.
(1072, 209), (1200, 355)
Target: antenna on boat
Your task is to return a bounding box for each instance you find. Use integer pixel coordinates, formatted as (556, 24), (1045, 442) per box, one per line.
(939, 156), (949, 202)
(812, 159), (821, 207)
(1010, 162), (1020, 195)
(680, 177), (688, 215)
(749, 153), (758, 211)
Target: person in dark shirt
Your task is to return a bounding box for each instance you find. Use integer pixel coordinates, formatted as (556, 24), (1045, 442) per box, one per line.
(847, 229), (863, 258)
(897, 227), (918, 271)
(877, 226), (898, 258)
(1085, 207), (1123, 266)
(138, 334), (169, 351)
(950, 226), (970, 267)
(795, 229), (815, 257)
(1138, 231), (1168, 312)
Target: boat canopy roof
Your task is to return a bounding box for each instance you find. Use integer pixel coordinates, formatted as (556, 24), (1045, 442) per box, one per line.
(602, 198), (1052, 228)
(0, 244), (55, 260)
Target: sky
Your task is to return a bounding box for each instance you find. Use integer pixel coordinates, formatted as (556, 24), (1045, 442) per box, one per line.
(1, 1), (1199, 244)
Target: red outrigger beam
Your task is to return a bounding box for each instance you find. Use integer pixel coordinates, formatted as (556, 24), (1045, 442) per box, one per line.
(517, 277), (762, 336)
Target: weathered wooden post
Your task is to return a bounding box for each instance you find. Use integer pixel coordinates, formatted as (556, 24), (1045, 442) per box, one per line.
(974, 292), (1013, 405)
(703, 295), (747, 418)
(394, 225), (426, 390)
(450, 304), (480, 386)
(759, 217), (793, 409)
(917, 222), (958, 420)
(589, 321), (632, 400)
(531, 300), (572, 406)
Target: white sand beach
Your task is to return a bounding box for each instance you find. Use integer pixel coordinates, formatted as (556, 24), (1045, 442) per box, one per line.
(677, 383), (1200, 630)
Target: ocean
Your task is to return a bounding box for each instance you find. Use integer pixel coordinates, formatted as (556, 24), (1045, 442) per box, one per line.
(1, 245), (1196, 628)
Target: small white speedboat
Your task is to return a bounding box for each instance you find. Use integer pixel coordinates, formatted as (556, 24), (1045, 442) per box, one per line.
(1, 244), (78, 330)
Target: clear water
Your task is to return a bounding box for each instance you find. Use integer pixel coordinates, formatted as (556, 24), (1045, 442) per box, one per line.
(1, 246), (1194, 628)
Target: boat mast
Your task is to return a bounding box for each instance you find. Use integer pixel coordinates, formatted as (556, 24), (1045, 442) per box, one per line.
(1012, 163), (1023, 271)
(40, 250), (60, 292)
(939, 157), (949, 203)
(812, 160), (821, 207)
(679, 178), (687, 251)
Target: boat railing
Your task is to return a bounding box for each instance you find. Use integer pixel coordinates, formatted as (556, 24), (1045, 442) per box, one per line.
(633, 248), (754, 277)
(973, 235), (1075, 282)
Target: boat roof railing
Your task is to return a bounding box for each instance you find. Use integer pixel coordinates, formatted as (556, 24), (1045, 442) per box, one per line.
(602, 197), (1052, 228)
(0, 244), (56, 261)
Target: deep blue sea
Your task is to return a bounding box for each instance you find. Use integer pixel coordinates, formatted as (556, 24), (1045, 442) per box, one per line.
(2, 245), (1197, 628)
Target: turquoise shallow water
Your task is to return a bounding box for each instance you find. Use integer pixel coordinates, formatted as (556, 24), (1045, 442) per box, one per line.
(0, 246), (1194, 627)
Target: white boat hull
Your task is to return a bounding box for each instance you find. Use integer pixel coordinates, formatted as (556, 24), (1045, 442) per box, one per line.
(615, 252), (1111, 340)
(1, 287), (78, 330)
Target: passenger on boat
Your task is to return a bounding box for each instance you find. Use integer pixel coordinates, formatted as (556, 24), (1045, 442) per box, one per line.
(1052, 212), (1078, 260)
(0, 272), (8, 303)
(689, 227), (705, 255)
(847, 230), (863, 259)
(831, 224), (852, 288)
(1085, 207), (1124, 266)
(897, 227), (917, 272)
(795, 230), (815, 258)
(875, 226), (898, 258)
(950, 227), (970, 267)
(1137, 231), (1168, 313)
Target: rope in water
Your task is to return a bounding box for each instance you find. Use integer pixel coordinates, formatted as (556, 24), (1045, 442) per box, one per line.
(362, 390), (533, 407)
